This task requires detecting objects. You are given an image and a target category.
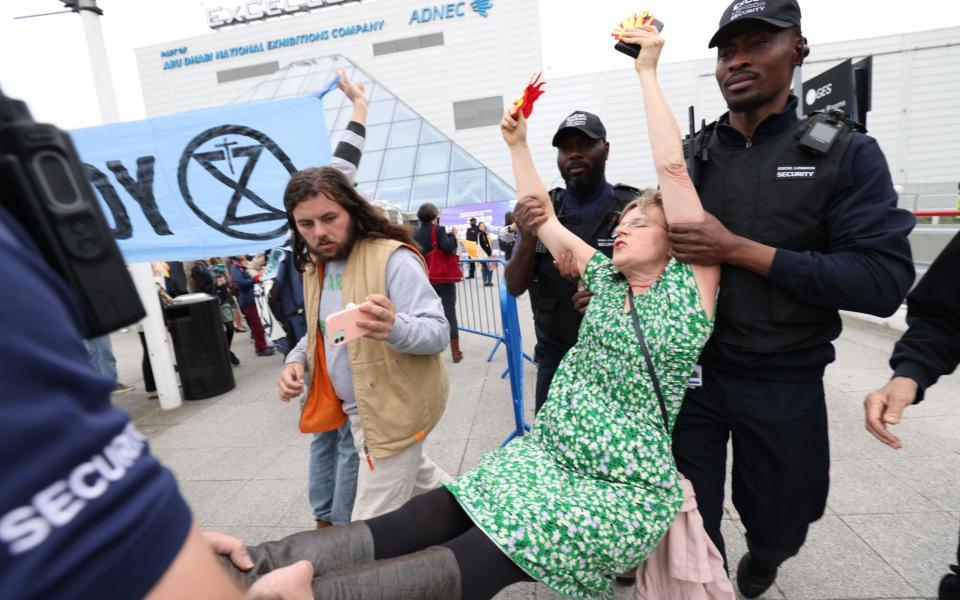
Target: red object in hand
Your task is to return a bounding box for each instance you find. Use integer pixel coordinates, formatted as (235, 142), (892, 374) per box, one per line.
(611, 11), (655, 40)
(510, 72), (546, 120)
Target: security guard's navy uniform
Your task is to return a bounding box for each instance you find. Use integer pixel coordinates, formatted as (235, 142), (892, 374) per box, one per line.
(674, 96), (915, 568)
(530, 183), (638, 412)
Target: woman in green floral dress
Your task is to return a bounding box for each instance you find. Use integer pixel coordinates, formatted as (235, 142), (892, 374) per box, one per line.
(443, 22), (720, 596)
(223, 24), (721, 600)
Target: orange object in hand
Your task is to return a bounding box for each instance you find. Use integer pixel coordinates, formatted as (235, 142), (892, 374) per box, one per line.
(611, 11), (657, 40)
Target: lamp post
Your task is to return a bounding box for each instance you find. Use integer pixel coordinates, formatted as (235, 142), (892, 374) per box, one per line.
(61, 0), (183, 410)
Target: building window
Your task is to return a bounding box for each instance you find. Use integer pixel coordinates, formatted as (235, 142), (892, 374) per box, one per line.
(372, 33), (444, 56)
(216, 61), (280, 84)
(452, 96), (503, 130)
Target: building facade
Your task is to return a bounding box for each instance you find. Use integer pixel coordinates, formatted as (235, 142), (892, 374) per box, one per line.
(136, 1), (960, 225)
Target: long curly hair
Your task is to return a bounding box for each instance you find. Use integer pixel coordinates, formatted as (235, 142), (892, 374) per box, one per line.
(283, 167), (415, 272)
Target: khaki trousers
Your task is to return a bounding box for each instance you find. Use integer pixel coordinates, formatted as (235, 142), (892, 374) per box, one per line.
(348, 414), (452, 521)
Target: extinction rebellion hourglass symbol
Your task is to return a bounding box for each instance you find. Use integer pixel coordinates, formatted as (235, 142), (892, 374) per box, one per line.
(177, 125), (298, 240)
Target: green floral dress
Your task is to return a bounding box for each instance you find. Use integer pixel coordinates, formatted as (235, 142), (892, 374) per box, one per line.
(446, 252), (714, 599)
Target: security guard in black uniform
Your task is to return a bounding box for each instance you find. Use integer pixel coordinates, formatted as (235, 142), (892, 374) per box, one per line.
(505, 111), (639, 413)
(668, 0), (916, 596)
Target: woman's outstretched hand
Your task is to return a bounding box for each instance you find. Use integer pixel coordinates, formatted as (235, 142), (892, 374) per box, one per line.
(619, 24), (665, 74)
(500, 109), (528, 147)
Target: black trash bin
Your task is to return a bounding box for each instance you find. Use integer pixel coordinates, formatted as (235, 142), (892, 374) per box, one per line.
(164, 293), (235, 400)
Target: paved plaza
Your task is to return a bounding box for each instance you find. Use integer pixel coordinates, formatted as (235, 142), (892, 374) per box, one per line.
(110, 290), (959, 600)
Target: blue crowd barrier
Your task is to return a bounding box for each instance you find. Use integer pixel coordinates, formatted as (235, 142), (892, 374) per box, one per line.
(456, 258), (533, 445)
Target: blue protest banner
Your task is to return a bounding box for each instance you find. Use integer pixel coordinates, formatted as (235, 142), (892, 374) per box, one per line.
(71, 95), (332, 262)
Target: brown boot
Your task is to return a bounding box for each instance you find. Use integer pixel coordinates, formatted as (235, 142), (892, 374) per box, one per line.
(450, 338), (463, 363)
(316, 519), (332, 529)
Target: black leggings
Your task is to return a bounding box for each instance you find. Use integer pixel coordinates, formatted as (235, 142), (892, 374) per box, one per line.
(366, 488), (532, 599)
(432, 283), (459, 340)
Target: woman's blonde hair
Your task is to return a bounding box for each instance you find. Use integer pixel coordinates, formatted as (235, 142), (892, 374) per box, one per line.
(619, 187), (663, 223)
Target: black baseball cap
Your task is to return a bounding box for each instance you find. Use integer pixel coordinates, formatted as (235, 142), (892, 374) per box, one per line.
(708, 0), (802, 48)
(551, 111), (606, 147)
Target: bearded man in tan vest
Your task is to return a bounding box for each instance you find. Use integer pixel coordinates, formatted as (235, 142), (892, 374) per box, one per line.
(277, 167), (451, 521)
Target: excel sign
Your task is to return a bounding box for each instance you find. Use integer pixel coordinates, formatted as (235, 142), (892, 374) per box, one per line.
(206, 0), (361, 29)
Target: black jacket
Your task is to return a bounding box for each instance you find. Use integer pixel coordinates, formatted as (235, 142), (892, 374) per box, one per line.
(478, 230), (492, 257)
(890, 232), (960, 401)
(190, 261), (214, 295)
(465, 224), (479, 242)
(694, 97), (915, 378)
(413, 223), (457, 256)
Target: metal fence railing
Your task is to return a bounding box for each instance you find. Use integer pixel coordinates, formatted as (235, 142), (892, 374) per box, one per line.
(456, 258), (533, 445)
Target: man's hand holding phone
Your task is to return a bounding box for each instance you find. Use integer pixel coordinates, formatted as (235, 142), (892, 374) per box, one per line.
(277, 363), (305, 401)
(357, 294), (396, 341)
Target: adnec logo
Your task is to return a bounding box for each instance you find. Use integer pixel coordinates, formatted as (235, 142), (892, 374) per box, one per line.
(409, 1), (492, 25)
(565, 114), (588, 127)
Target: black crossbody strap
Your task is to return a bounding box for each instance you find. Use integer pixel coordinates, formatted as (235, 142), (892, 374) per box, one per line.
(628, 290), (670, 433)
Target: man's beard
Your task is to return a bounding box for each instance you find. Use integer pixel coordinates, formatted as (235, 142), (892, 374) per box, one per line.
(311, 231), (354, 263)
(561, 164), (605, 193)
(724, 90), (771, 113)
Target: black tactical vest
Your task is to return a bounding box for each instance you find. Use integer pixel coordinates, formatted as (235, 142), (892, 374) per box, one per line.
(695, 118), (854, 353)
(530, 184), (638, 360)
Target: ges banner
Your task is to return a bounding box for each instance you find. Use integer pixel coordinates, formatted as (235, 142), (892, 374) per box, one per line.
(802, 59), (854, 117)
(72, 95), (332, 262)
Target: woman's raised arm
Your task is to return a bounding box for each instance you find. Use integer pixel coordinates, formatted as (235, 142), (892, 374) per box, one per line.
(620, 25), (719, 312)
(500, 111), (595, 277)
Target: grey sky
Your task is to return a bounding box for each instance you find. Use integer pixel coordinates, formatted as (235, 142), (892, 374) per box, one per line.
(0, 0), (958, 129)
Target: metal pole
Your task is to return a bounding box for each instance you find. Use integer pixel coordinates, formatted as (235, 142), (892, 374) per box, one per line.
(76, 0), (182, 409)
(77, 0), (119, 124)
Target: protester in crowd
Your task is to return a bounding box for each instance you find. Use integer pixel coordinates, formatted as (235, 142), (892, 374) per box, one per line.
(864, 231), (960, 600)
(214, 258), (249, 333)
(464, 216), (479, 279)
(167, 262), (189, 297)
(225, 25), (720, 599)
(477, 221), (494, 286)
(414, 202), (464, 363)
(86, 334), (135, 394)
(269, 68), (369, 357)
(296, 68), (370, 530)
(276, 167), (451, 523)
(665, 1), (915, 595)
(215, 272), (242, 367)
(0, 202), (314, 599)
(498, 211), (517, 261)
(504, 107), (640, 413)
(229, 256), (275, 357)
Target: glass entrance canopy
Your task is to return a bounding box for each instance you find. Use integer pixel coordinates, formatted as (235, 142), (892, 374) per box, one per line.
(233, 55), (516, 212)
